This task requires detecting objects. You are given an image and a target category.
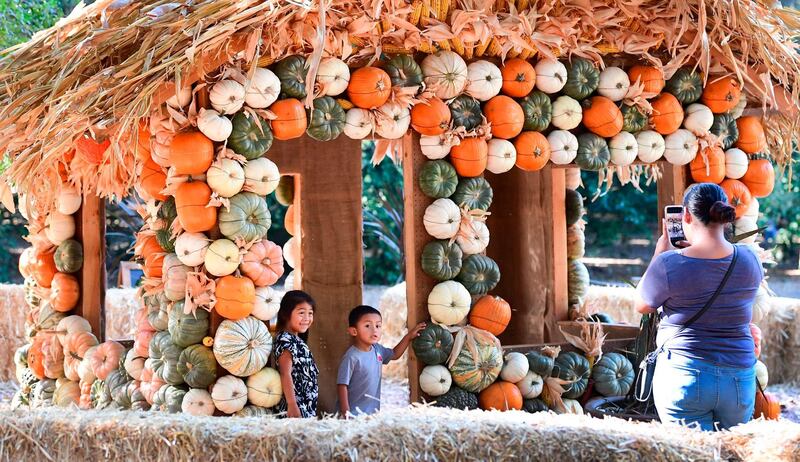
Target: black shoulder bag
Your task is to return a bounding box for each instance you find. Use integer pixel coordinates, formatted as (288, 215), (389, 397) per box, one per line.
(634, 246), (738, 402)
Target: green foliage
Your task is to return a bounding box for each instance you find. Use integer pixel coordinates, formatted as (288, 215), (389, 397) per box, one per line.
(759, 160), (800, 266)
(0, 0), (83, 50)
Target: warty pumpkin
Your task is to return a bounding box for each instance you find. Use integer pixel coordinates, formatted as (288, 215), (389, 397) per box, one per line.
(175, 181), (217, 233)
(214, 316), (272, 376)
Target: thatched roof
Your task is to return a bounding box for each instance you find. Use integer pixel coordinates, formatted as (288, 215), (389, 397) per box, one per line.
(1, 0), (799, 207)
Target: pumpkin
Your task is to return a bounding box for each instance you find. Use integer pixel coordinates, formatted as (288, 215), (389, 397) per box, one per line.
(666, 68), (703, 104)
(724, 148), (749, 180)
(562, 399), (584, 415)
(240, 240), (284, 287)
(522, 398), (549, 413)
(149, 332), (184, 385)
(581, 96), (623, 137)
(729, 95), (748, 119)
(591, 352), (634, 397)
(175, 232), (209, 267)
(434, 386), (479, 409)
(547, 130), (579, 165)
(210, 80), (245, 114)
(45, 212), (75, 246)
(274, 55), (307, 98)
(575, 133), (610, 171)
(246, 367), (283, 407)
(419, 135), (450, 160)
(283, 237), (300, 269)
(517, 371), (544, 399)
(422, 51), (468, 99)
(175, 181), (216, 233)
(166, 85), (192, 108)
(152, 385), (187, 413)
(567, 225), (586, 259)
(563, 58), (599, 100)
(753, 388), (780, 420)
(636, 130), (666, 163)
(50, 272), (80, 312)
(269, 98), (307, 140)
(741, 159), (775, 198)
(146, 298), (170, 332)
(457, 254), (500, 295)
(212, 375), (248, 414)
(207, 158), (245, 198)
(140, 158), (167, 201)
(565, 189), (584, 226)
(253, 286), (281, 321)
(177, 344), (217, 388)
(375, 102), (411, 139)
(168, 304), (209, 347)
(553, 351), (591, 399)
(54, 239), (83, 274)
(343, 108), (374, 139)
(711, 113), (739, 150)
(234, 405), (273, 417)
(449, 95), (483, 131)
(75, 136), (110, 165)
(744, 197), (760, 221)
(228, 112), (274, 160)
(56, 185), (81, 215)
(479, 381), (523, 411)
(449, 335), (502, 393)
(54, 379), (81, 407)
(514, 131), (551, 171)
(31, 379), (56, 407)
(384, 54), (423, 88)
(500, 352), (529, 383)
(650, 93), (684, 135)
(244, 67), (281, 108)
(197, 108), (233, 142)
(91, 341), (124, 381)
(169, 131), (215, 175)
(486, 139), (517, 173)
(419, 160), (458, 199)
(733, 216), (759, 244)
(124, 349), (145, 381)
(526, 350), (555, 377)
(411, 97), (451, 136)
(469, 295), (511, 336)
(551, 96), (582, 130)
(450, 137), (488, 177)
(19, 247), (35, 279)
(180, 388), (215, 416)
(218, 192), (271, 242)
(465, 60), (502, 101)
(56, 314), (91, 347)
(533, 59), (567, 93)
(735, 116), (767, 154)
(663, 129), (698, 165)
(204, 239), (241, 277)
(214, 316), (272, 377)
(500, 58), (536, 98)
(519, 91), (552, 132)
(419, 365), (452, 397)
(307, 96), (346, 141)
(63, 331), (98, 381)
(597, 67), (630, 101)
(755, 360), (769, 388)
(452, 177), (493, 211)
(690, 146), (726, 184)
(316, 58), (350, 96)
(347, 67), (391, 109)
(40, 334), (65, 379)
(457, 220), (490, 255)
(609, 132), (638, 166)
(702, 75), (741, 113)
(427, 280), (472, 326)
(683, 103), (714, 136)
(421, 240), (463, 281)
(621, 105), (647, 133)
(163, 254), (189, 301)
(568, 259), (590, 304)
(484, 95), (524, 139)
(412, 324), (454, 366)
(423, 198), (461, 239)
(243, 157), (280, 196)
(215, 275), (256, 320)
(627, 65), (664, 98)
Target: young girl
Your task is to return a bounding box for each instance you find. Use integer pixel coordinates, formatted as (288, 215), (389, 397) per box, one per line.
(274, 290), (319, 418)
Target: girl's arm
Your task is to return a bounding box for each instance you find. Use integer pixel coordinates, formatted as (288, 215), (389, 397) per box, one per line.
(393, 322), (426, 359)
(278, 350), (301, 418)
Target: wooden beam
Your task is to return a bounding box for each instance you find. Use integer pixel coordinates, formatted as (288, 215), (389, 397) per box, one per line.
(75, 194), (106, 341)
(656, 163), (689, 232)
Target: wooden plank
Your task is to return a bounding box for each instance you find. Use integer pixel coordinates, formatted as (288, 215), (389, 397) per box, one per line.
(75, 194), (106, 342)
(656, 163), (689, 231)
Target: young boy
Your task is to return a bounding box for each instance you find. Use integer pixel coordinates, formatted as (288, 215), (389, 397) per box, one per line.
(337, 305), (425, 417)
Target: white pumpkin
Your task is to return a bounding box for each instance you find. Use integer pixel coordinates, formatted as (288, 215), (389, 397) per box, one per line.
(563, 399), (584, 415)
(166, 86), (192, 109)
(244, 157), (280, 196)
(244, 67), (281, 109)
(755, 360), (769, 388)
(197, 108), (233, 142)
(466, 60), (502, 101)
(547, 130), (579, 165)
(212, 375), (248, 414)
(344, 108), (374, 140)
(500, 352), (529, 383)
(45, 211), (75, 245)
(609, 131), (638, 166)
(124, 349), (145, 381)
(78, 346), (97, 382)
(725, 148), (749, 179)
(57, 185), (82, 215)
(253, 286), (281, 321)
(423, 198), (461, 239)
(246, 367), (283, 407)
(316, 58), (350, 97)
(427, 280), (471, 326)
(283, 236), (299, 269)
(597, 67), (630, 101)
(663, 129), (698, 165)
(420, 135), (451, 160)
(175, 232), (210, 267)
(421, 51), (468, 99)
(534, 59), (568, 94)
(683, 103), (714, 136)
(182, 388), (216, 416)
(551, 96), (582, 130)
(56, 315), (91, 346)
(729, 95), (747, 119)
(375, 102), (411, 139)
(419, 365), (452, 397)
(162, 254), (189, 301)
(204, 239), (241, 277)
(486, 139), (516, 173)
(517, 371), (544, 399)
(744, 197), (759, 220)
(207, 158), (245, 198)
(636, 130), (666, 163)
(456, 220), (490, 255)
(210, 80), (246, 114)
(284, 270), (299, 290)
(733, 216), (758, 244)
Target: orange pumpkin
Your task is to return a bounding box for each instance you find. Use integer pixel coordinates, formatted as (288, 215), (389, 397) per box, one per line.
(741, 159), (775, 198)
(170, 131), (214, 175)
(484, 95), (524, 139)
(144, 250), (165, 279)
(215, 275), (256, 320)
(50, 272), (80, 312)
(79, 378), (93, 409)
(42, 333), (65, 379)
(469, 295), (511, 336)
(479, 381), (523, 411)
(270, 98), (308, 140)
(690, 146), (726, 184)
(141, 157), (167, 201)
(76, 135), (110, 165)
(581, 96), (623, 137)
(175, 181), (217, 233)
(627, 65), (665, 97)
(64, 331), (99, 381)
(702, 76), (741, 113)
(134, 330), (154, 358)
(650, 93), (684, 135)
(33, 247), (58, 288)
(91, 341), (125, 381)
(28, 335), (47, 379)
(285, 204), (298, 236)
(58, 150), (75, 183)
(501, 58), (536, 98)
(410, 97), (451, 136)
(240, 240), (285, 287)
(735, 116), (766, 154)
(348, 67), (392, 109)
(514, 131), (551, 172)
(449, 138), (488, 177)
(720, 179), (753, 219)
(137, 234), (164, 278)
(754, 387), (781, 420)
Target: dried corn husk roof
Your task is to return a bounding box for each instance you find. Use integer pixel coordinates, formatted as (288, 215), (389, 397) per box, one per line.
(1, 0), (799, 209)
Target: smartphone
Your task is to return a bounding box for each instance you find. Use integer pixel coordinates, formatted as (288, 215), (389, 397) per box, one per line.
(664, 205), (686, 247)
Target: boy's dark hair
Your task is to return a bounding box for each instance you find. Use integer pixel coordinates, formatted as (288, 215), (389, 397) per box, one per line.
(349, 305), (381, 327)
(276, 290), (316, 342)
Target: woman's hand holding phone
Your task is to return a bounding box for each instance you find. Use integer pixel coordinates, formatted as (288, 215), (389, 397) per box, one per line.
(655, 219), (690, 257)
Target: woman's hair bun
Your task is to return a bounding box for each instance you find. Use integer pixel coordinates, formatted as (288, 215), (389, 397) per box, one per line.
(709, 200), (737, 224)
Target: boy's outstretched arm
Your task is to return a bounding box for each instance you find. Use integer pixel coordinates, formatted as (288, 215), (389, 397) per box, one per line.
(392, 322), (426, 360)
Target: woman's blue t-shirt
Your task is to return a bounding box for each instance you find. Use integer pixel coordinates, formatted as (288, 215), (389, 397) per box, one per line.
(637, 245), (763, 368)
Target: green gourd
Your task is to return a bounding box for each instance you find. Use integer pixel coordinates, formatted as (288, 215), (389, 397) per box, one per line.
(563, 58), (600, 100)
(568, 259), (590, 304)
(433, 386), (479, 410)
(384, 55), (423, 88)
(591, 352), (635, 397)
(520, 91), (552, 131)
(419, 160), (458, 199)
(177, 344), (218, 388)
(54, 239), (83, 273)
(412, 323), (455, 365)
(307, 96), (346, 141)
(218, 192), (271, 242)
(457, 254), (500, 295)
(451, 177), (493, 211)
(565, 189), (584, 226)
(168, 302), (210, 348)
(621, 105), (647, 133)
(228, 112), (274, 160)
(526, 350), (555, 377)
(273, 55), (307, 98)
(449, 95), (483, 131)
(553, 351), (591, 399)
(575, 133), (610, 171)
(665, 68), (703, 105)
(421, 240), (463, 281)
(711, 113), (739, 150)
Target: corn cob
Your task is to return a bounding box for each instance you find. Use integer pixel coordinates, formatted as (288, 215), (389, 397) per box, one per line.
(350, 37), (367, 48)
(475, 39), (491, 57)
(487, 38), (502, 56)
(596, 42), (620, 55)
(430, 0), (440, 19)
(438, 0), (450, 21)
(336, 98), (354, 110)
(256, 56), (276, 67)
(464, 44), (475, 60)
(421, 0), (430, 19)
(438, 39), (451, 52)
(516, 0), (529, 11)
(507, 48), (520, 59)
(410, 0), (424, 26)
(382, 45), (412, 54)
(382, 18), (392, 33)
(450, 36), (466, 56)
(417, 42), (437, 54)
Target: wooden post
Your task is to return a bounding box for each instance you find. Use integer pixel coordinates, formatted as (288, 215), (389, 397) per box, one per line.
(75, 194), (106, 341)
(657, 163), (689, 230)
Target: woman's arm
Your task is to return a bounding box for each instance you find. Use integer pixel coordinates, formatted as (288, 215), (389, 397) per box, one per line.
(278, 350), (301, 418)
(635, 220), (674, 315)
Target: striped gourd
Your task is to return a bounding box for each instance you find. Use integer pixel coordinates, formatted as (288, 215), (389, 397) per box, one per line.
(213, 317), (272, 377)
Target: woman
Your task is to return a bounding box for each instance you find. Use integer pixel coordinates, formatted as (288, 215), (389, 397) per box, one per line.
(636, 183), (763, 431)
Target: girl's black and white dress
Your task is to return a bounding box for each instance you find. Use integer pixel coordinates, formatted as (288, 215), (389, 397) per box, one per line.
(274, 331), (319, 418)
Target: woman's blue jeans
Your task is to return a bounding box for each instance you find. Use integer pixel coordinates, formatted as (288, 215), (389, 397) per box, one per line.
(653, 350), (755, 431)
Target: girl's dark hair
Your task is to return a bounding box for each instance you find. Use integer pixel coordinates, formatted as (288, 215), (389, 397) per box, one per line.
(276, 290), (316, 342)
(683, 182), (737, 225)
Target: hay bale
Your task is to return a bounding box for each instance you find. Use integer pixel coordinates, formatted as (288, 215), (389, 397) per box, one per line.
(105, 288), (139, 340)
(583, 285), (638, 324)
(0, 284), (27, 382)
(760, 297), (800, 385)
